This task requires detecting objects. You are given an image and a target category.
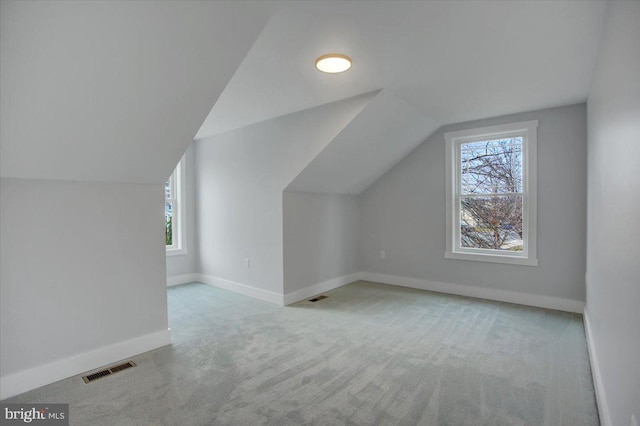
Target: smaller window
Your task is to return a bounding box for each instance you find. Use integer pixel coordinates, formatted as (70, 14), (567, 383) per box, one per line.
(445, 120), (538, 266)
(166, 156), (187, 256)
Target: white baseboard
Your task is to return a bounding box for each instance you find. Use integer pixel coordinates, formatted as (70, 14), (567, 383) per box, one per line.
(197, 274), (284, 306)
(283, 272), (361, 305)
(167, 273), (200, 287)
(0, 329), (171, 400)
(193, 272), (360, 306)
(195, 271), (584, 313)
(583, 310), (611, 426)
(359, 272), (584, 314)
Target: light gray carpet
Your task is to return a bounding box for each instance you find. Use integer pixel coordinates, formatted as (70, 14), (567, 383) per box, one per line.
(5, 281), (598, 425)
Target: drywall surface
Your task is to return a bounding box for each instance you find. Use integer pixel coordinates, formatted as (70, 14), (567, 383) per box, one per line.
(196, 1), (606, 139)
(166, 145), (199, 279)
(195, 93), (376, 295)
(283, 192), (360, 293)
(0, 178), (168, 378)
(0, 0), (274, 183)
(586, 1), (640, 425)
(360, 103), (587, 301)
(287, 90), (439, 194)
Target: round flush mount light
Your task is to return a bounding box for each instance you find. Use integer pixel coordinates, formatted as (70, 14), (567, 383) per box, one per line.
(315, 53), (352, 73)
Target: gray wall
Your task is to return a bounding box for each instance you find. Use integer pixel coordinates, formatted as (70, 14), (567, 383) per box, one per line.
(360, 103), (587, 301)
(195, 93), (374, 294)
(0, 0), (280, 398)
(166, 145), (199, 278)
(283, 192), (360, 294)
(0, 178), (168, 377)
(586, 1), (640, 424)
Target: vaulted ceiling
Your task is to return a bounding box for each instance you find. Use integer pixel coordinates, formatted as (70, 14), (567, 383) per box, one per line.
(0, 1), (278, 183)
(1, 1), (607, 189)
(286, 89), (439, 194)
(196, 1), (607, 139)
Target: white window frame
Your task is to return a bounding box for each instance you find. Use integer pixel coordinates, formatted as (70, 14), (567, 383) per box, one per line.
(166, 155), (187, 256)
(444, 120), (538, 266)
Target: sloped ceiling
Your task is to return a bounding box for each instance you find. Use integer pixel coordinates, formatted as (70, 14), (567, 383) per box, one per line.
(194, 0), (606, 195)
(196, 1), (607, 140)
(0, 1), (279, 183)
(2, 1), (607, 190)
(286, 90), (438, 194)
(195, 8), (380, 139)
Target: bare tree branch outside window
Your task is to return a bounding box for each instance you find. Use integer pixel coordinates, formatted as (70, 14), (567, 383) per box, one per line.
(165, 180), (174, 246)
(459, 138), (523, 251)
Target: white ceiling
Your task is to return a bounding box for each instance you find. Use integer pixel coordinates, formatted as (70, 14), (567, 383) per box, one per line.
(1, 1), (608, 187)
(286, 90), (439, 194)
(196, 1), (607, 140)
(0, 1), (278, 183)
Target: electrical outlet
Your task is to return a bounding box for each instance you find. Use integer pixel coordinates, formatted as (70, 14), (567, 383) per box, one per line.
(631, 414), (637, 426)
(380, 250), (386, 259)
(244, 258), (250, 268)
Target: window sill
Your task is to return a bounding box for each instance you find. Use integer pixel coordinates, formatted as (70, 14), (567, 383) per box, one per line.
(445, 251), (538, 266)
(166, 248), (187, 257)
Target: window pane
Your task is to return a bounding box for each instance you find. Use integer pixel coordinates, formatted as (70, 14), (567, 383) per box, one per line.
(165, 201), (173, 246)
(461, 138), (522, 194)
(460, 195), (523, 251)
(165, 180), (172, 200)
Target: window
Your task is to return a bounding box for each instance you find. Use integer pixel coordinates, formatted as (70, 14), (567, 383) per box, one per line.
(166, 156), (186, 256)
(445, 120), (538, 266)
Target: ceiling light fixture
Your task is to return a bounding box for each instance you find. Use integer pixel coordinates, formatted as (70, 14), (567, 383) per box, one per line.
(315, 53), (352, 74)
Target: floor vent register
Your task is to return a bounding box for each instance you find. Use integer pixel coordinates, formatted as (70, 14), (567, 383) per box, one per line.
(82, 361), (137, 383)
